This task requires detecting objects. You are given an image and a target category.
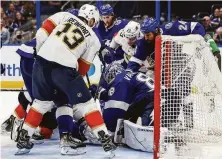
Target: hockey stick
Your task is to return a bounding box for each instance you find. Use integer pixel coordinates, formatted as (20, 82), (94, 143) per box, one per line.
(94, 50), (106, 100)
(0, 89), (27, 92)
(86, 73), (91, 87)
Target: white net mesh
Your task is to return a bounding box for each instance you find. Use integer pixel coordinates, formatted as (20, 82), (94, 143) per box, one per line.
(156, 35), (222, 159)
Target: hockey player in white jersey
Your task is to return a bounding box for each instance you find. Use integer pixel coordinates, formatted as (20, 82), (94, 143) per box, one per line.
(108, 21), (154, 74)
(15, 4), (116, 156)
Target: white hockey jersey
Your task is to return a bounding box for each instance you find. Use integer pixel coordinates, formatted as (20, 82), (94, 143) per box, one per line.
(110, 29), (151, 73)
(36, 12), (101, 76)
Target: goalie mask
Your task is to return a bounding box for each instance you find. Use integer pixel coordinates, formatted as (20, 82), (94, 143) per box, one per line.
(104, 62), (125, 84)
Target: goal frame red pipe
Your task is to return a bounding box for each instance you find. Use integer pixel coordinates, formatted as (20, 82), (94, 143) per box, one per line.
(154, 36), (172, 159)
(154, 36), (161, 159)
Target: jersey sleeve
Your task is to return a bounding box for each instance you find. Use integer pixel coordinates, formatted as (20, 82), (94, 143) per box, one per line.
(78, 34), (101, 76)
(190, 22), (206, 37)
(36, 12), (64, 51)
(127, 38), (148, 71)
(109, 32), (120, 50)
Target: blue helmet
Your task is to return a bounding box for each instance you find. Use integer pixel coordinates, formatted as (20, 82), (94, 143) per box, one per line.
(140, 18), (159, 33)
(66, 8), (79, 16)
(100, 4), (114, 16)
(104, 62), (124, 84)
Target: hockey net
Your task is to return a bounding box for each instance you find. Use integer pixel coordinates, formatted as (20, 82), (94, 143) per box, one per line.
(154, 35), (222, 159)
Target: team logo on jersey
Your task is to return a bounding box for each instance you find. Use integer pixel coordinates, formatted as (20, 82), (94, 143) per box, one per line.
(77, 93), (82, 97)
(127, 29), (131, 33)
(108, 87), (115, 96)
(165, 22), (173, 29)
(115, 20), (122, 26)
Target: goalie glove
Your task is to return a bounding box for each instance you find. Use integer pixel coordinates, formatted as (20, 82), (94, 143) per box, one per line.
(100, 47), (115, 64)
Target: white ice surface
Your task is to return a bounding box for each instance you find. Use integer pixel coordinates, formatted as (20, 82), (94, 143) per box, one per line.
(0, 92), (152, 159)
(1, 92), (222, 159)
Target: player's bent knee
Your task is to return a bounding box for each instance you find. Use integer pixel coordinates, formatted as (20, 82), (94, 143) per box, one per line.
(56, 105), (73, 118)
(73, 98), (98, 121)
(32, 99), (54, 115)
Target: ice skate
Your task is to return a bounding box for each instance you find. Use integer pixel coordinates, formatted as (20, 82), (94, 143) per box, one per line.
(98, 130), (117, 158)
(11, 117), (23, 141)
(1, 115), (16, 134)
(15, 129), (34, 155)
(31, 130), (44, 144)
(60, 132), (86, 155)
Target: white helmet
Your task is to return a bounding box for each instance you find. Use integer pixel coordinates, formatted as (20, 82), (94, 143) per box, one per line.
(78, 4), (100, 27)
(124, 21), (141, 39)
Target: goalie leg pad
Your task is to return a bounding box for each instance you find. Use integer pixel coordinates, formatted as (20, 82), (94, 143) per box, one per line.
(123, 120), (168, 152)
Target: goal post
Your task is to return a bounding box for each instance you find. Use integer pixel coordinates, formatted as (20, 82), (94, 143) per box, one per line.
(154, 35), (222, 159)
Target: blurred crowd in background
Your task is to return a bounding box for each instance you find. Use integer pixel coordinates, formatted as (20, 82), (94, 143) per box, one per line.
(1, 1), (222, 46)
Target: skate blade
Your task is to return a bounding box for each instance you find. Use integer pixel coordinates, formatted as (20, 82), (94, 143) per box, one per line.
(15, 148), (30, 155)
(31, 139), (44, 144)
(106, 151), (115, 158)
(61, 146), (86, 155)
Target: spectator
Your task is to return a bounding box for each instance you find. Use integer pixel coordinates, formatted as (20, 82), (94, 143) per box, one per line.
(15, 12), (27, 28)
(4, 17), (18, 36)
(214, 27), (222, 46)
(22, 2), (36, 20)
(220, 7), (222, 27)
(13, 1), (23, 12)
(5, 3), (17, 18)
(202, 16), (218, 32)
(0, 7), (6, 19)
(10, 30), (23, 44)
(211, 8), (220, 27)
(0, 19), (10, 44)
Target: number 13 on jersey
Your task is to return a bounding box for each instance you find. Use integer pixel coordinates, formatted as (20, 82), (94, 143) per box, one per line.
(55, 23), (85, 50)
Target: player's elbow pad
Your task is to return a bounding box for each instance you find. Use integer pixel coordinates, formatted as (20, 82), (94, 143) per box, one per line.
(77, 59), (91, 76)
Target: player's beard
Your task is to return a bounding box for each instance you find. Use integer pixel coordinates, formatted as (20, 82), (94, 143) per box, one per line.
(104, 17), (115, 28)
(146, 33), (158, 45)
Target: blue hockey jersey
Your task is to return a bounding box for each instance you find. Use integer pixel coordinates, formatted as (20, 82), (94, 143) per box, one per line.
(127, 20), (206, 72)
(103, 71), (154, 132)
(127, 38), (155, 72)
(161, 20), (206, 37)
(98, 18), (128, 47)
(16, 38), (36, 58)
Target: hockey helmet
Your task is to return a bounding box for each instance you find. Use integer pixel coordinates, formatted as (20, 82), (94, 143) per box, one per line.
(78, 4), (100, 27)
(141, 18), (159, 33)
(124, 21), (141, 39)
(100, 4), (114, 16)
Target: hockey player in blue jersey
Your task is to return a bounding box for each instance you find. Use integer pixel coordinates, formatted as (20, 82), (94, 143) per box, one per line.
(98, 4), (129, 64)
(127, 18), (221, 72)
(128, 18), (221, 131)
(91, 62), (154, 131)
(1, 38), (58, 142)
(98, 4), (128, 47)
(88, 62), (160, 152)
